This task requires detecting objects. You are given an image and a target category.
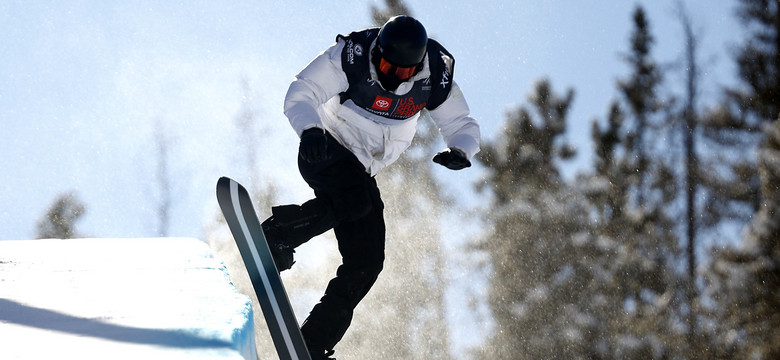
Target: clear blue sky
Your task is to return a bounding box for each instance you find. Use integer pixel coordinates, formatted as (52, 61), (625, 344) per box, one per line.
(1, 1), (743, 240)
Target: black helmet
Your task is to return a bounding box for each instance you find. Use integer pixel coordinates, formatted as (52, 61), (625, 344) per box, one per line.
(376, 15), (428, 66)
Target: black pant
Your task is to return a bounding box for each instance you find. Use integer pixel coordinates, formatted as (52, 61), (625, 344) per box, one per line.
(287, 134), (386, 351)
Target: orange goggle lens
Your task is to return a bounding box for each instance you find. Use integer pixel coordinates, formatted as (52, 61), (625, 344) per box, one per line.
(378, 57), (418, 80)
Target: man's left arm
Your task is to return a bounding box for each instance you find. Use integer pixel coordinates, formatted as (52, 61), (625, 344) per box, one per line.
(429, 81), (481, 170)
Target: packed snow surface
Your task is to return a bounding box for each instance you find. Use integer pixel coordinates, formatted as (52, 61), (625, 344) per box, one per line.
(0, 237), (255, 360)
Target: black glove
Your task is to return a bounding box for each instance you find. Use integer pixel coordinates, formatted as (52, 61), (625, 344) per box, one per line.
(299, 128), (330, 163)
(433, 148), (471, 170)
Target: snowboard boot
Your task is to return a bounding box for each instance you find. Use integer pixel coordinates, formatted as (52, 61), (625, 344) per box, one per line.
(308, 349), (336, 360)
(306, 341), (336, 360)
(261, 199), (335, 272)
(266, 240), (295, 272)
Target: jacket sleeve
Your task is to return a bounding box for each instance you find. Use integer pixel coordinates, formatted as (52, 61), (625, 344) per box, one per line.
(283, 40), (350, 137)
(428, 81), (481, 159)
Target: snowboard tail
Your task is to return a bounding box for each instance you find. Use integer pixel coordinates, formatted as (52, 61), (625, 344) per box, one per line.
(216, 177), (311, 360)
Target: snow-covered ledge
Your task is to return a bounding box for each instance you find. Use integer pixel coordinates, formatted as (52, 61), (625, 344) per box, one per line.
(0, 237), (256, 360)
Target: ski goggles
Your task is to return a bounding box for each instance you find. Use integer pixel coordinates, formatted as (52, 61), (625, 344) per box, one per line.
(377, 57), (419, 80)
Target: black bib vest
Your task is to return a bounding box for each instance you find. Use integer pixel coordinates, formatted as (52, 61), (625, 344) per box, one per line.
(336, 28), (455, 121)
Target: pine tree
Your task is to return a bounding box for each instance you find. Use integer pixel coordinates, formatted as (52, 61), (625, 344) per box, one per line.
(732, 0), (780, 123)
(475, 79), (593, 359)
(673, 5), (707, 355)
(582, 7), (685, 358)
(370, 0), (411, 25)
(587, 102), (685, 359)
(704, 0), (780, 358)
(152, 117), (173, 237)
(701, 0), (780, 228)
(36, 192), (86, 239)
(708, 119), (780, 359)
(617, 7), (666, 208)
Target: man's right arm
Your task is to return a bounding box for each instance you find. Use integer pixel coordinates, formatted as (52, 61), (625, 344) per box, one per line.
(283, 41), (350, 137)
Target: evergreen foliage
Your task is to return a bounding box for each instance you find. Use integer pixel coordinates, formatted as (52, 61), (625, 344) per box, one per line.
(707, 119), (780, 359)
(36, 192), (86, 239)
(474, 79), (593, 359)
(703, 1), (780, 358)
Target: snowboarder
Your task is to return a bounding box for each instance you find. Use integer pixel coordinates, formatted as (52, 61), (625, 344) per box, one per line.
(261, 15), (480, 359)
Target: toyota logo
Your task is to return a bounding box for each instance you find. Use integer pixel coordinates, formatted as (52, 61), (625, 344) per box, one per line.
(375, 99), (390, 108)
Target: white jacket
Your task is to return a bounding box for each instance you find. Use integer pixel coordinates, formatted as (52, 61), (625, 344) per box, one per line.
(284, 38), (480, 176)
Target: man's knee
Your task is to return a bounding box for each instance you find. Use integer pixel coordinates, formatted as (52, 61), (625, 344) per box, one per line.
(337, 189), (374, 221)
(343, 262), (383, 302)
(364, 258), (384, 278)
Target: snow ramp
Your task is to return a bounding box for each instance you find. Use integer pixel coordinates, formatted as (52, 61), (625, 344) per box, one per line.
(0, 237), (256, 360)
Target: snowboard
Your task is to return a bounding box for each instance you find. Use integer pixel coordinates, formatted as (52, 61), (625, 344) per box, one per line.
(216, 176), (311, 360)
